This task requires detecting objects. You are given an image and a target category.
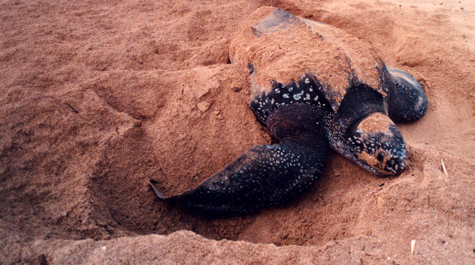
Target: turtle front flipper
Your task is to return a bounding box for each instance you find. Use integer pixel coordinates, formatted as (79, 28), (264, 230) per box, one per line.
(385, 66), (428, 123)
(150, 104), (328, 218)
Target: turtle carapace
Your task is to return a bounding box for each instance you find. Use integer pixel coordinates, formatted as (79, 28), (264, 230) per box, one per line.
(150, 7), (428, 218)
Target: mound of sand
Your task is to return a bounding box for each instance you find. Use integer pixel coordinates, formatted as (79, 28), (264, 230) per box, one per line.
(1, 0), (474, 263)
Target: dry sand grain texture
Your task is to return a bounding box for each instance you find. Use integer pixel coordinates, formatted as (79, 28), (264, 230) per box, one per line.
(1, 0), (474, 264)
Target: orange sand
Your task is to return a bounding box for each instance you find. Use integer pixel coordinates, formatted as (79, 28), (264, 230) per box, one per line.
(1, 0), (474, 264)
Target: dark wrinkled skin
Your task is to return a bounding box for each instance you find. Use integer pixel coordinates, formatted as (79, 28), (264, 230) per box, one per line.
(150, 8), (427, 218)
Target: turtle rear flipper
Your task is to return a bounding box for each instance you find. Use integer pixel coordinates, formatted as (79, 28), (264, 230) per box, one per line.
(386, 66), (428, 123)
(150, 104), (328, 218)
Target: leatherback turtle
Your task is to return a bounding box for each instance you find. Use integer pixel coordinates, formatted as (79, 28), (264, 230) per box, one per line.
(150, 7), (428, 218)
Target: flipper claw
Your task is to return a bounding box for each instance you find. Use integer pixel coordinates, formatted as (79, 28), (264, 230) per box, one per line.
(149, 180), (167, 199)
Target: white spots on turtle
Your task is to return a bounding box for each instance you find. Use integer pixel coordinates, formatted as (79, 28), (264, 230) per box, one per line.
(292, 90), (305, 101)
(398, 161), (405, 169)
(249, 73), (329, 125)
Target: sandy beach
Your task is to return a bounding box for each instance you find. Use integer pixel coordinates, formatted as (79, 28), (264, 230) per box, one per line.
(1, 0), (474, 263)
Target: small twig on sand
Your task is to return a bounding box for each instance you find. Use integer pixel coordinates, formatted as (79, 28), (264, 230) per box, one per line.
(441, 158), (449, 178)
(411, 240), (416, 256)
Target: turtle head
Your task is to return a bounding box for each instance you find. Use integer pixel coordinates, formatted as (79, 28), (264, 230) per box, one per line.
(347, 113), (408, 175)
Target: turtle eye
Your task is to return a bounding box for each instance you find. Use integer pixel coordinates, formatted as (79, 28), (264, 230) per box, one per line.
(377, 152), (385, 162)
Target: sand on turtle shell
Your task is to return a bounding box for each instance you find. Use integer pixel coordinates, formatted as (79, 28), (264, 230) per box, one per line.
(1, 0), (475, 264)
(230, 6), (383, 111)
(357, 112), (393, 133)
